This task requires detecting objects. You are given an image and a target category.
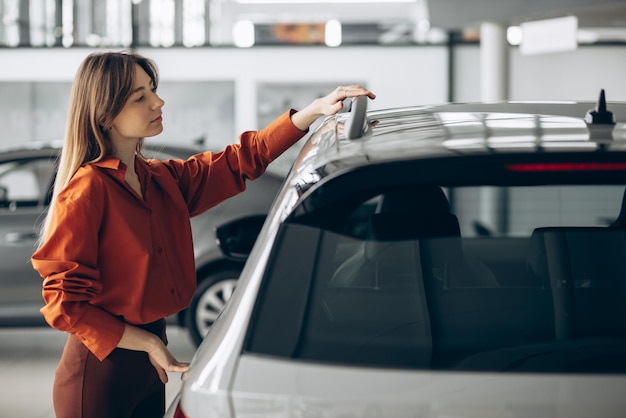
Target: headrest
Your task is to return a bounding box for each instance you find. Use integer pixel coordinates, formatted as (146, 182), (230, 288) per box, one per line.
(370, 213), (461, 240)
(377, 185), (451, 215)
(368, 186), (458, 241)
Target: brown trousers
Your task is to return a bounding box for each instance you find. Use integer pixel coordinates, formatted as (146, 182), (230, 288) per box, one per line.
(52, 319), (167, 418)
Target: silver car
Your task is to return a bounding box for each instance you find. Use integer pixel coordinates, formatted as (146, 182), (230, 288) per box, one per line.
(167, 94), (626, 417)
(0, 142), (284, 345)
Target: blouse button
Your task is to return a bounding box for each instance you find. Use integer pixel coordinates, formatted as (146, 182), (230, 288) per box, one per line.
(157, 246), (163, 253)
(169, 288), (176, 295)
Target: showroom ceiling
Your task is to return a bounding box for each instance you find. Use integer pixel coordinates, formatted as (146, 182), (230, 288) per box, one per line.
(230, 0), (626, 29)
(1, 0), (624, 47)
(428, 0), (626, 29)
(227, 0), (626, 44)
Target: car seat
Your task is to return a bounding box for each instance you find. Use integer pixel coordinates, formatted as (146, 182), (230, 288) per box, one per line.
(331, 185), (499, 288)
(528, 226), (626, 340)
(609, 186), (626, 228)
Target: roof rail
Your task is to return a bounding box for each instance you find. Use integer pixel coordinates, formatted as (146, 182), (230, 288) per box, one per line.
(344, 96), (369, 140)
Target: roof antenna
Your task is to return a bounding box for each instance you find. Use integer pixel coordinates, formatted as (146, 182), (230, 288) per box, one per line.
(585, 89), (616, 125)
(585, 89), (615, 141)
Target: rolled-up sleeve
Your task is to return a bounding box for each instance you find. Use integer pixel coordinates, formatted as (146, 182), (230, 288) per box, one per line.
(32, 185), (125, 361)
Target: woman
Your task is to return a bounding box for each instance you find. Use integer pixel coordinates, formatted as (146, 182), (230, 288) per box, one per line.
(31, 50), (375, 418)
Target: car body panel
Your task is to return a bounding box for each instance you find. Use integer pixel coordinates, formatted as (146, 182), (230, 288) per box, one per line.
(230, 355), (626, 418)
(0, 209), (46, 322)
(0, 146), (58, 325)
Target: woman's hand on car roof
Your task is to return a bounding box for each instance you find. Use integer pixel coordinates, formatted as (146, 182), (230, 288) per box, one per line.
(291, 85), (376, 131)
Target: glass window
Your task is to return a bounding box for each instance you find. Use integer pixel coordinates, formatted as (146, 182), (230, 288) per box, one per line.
(247, 183), (626, 374)
(0, 158), (55, 208)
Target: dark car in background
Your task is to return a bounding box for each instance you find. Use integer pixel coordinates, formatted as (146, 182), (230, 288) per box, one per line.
(167, 94), (626, 417)
(0, 141), (285, 345)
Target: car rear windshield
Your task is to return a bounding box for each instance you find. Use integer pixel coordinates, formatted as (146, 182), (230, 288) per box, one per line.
(245, 157), (626, 374)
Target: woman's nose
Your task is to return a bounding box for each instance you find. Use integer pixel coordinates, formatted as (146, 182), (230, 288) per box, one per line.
(152, 94), (165, 109)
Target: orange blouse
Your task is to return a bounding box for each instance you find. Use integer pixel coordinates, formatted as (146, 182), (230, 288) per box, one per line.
(31, 110), (306, 361)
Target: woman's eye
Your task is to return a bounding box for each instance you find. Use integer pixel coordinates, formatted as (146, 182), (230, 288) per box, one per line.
(136, 96), (145, 102)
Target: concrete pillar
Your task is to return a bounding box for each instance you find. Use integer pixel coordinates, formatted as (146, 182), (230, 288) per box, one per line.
(480, 22), (508, 102)
(174, 0), (183, 46)
(18, 0), (30, 46)
(480, 22), (509, 234)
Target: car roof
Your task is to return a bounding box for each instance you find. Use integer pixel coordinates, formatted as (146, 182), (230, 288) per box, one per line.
(292, 100), (626, 185)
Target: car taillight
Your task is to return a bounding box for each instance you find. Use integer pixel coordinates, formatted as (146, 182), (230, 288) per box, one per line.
(506, 162), (626, 172)
(173, 403), (188, 418)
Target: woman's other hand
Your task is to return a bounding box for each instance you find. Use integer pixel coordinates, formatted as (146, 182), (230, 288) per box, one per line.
(147, 341), (190, 384)
(118, 324), (190, 384)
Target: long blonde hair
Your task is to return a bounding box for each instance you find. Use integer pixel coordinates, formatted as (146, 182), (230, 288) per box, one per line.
(38, 51), (159, 244)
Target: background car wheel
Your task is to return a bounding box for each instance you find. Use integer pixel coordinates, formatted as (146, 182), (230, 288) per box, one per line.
(186, 270), (239, 346)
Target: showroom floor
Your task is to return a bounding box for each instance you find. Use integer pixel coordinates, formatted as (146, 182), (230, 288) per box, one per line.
(0, 325), (196, 418)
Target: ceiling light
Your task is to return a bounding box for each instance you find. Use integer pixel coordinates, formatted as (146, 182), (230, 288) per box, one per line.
(233, 20), (255, 47)
(507, 26), (522, 46)
(325, 19), (342, 47)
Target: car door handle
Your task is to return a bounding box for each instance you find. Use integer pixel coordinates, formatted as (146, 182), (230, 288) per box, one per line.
(4, 231), (38, 244)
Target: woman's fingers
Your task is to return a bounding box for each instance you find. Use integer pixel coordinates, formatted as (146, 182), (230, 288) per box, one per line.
(169, 361), (190, 373)
(336, 85), (376, 100)
(149, 355), (170, 383)
(148, 348), (190, 384)
(317, 85), (376, 117)
(157, 367), (169, 384)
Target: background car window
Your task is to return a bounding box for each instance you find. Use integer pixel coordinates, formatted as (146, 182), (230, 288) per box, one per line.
(247, 183), (626, 373)
(0, 159), (55, 208)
